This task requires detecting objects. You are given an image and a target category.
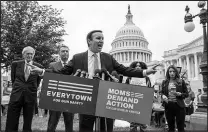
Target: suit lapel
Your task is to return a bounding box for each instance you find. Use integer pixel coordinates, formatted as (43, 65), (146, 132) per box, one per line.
(83, 51), (88, 72)
(21, 61), (26, 81)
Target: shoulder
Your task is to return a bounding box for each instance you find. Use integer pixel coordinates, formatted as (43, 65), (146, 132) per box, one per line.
(12, 60), (24, 64)
(73, 51), (87, 58)
(100, 52), (111, 57)
(12, 60), (24, 66)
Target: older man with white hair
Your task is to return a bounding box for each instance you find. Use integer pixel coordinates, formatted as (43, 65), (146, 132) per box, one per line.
(5, 46), (43, 132)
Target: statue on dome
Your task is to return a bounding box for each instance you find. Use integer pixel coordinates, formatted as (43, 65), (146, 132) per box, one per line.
(128, 4), (131, 14)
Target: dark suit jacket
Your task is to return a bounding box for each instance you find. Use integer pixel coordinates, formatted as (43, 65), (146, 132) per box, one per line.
(10, 60), (43, 102)
(49, 61), (63, 72)
(55, 51), (144, 77)
(161, 79), (188, 108)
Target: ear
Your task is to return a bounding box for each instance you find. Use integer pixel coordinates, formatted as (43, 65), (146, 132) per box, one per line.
(87, 39), (92, 46)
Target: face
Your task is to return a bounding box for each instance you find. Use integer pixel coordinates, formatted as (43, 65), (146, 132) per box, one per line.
(23, 49), (34, 63)
(168, 68), (176, 79)
(88, 32), (104, 53)
(187, 84), (191, 91)
(135, 62), (142, 70)
(59, 47), (69, 60)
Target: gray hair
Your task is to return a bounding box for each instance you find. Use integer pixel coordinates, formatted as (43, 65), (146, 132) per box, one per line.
(22, 46), (35, 55)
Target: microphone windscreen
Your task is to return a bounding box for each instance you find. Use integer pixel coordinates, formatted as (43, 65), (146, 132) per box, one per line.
(111, 71), (119, 79)
(101, 68), (107, 74)
(94, 69), (101, 75)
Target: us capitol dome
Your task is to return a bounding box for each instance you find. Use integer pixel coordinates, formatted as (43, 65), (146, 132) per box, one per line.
(109, 5), (152, 66)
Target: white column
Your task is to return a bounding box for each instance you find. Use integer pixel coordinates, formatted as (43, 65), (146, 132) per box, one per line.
(186, 55), (191, 79)
(191, 56), (194, 78)
(127, 52), (130, 62)
(148, 54), (149, 62)
(170, 60), (173, 65)
(179, 57), (182, 67)
(132, 51), (134, 61)
(120, 53), (122, 62)
(124, 52), (126, 62)
(146, 54), (147, 62)
(194, 53), (199, 79)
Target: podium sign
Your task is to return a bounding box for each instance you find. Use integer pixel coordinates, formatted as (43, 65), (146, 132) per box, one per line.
(40, 72), (154, 125)
(39, 72), (99, 115)
(95, 81), (154, 125)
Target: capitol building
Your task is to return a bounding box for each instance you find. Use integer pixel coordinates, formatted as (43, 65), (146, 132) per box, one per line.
(163, 36), (203, 81)
(109, 5), (152, 67)
(109, 5), (203, 91)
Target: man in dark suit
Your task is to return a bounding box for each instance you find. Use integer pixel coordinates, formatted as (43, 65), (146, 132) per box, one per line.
(46, 45), (74, 132)
(31, 30), (157, 132)
(5, 46), (43, 132)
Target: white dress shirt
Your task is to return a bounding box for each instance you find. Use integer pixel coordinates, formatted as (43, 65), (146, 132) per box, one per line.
(60, 60), (69, 67)
(25, 60), (33, 74)
(88, 49), (101, 79)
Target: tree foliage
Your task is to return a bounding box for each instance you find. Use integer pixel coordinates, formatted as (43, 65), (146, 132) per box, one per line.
(1, 1), (67, 68)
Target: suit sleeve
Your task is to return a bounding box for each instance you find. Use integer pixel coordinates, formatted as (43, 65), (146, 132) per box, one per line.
(11, 61), (17, 84)
(57, 56), (74, 75)
(36, 63), (44, 87)
(111, 55), (144, 78)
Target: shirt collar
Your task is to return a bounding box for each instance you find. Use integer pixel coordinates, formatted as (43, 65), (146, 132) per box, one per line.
(25, 60), (33, 65)
(88, 49), (100, 58)
(60, 60), (69, 65)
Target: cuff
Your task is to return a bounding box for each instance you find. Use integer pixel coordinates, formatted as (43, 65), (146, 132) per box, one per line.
(143, 70), (147, 77)
(39, 69), (45, 76)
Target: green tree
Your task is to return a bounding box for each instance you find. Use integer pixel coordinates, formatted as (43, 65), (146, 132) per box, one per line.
(1, 1), (67, 68)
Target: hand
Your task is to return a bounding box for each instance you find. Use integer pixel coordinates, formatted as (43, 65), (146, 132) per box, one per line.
(174, 92), (182, 96)
(29, 64), (43, 75)
(146, 68), (157, 75)
(162, 95), (168, 103)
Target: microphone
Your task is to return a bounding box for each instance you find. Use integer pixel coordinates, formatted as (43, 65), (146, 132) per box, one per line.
(101, 68), (107, 80)
(111, 71), (119, 79)
(74, 69), (81, 76)
(80, 71), (86, 78)
(85, 73), (89, 78)
(118, 74), (123, 83)
(93, 69), (101, 80)
(111, 71), (119, 82)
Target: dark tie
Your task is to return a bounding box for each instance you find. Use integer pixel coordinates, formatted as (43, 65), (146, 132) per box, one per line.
(25, 64), (30, 81)
(93, 53), (99, 73)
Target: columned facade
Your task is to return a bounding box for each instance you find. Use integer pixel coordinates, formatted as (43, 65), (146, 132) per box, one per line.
(163, 36), (203, 81)
(109, 5), (152, 66)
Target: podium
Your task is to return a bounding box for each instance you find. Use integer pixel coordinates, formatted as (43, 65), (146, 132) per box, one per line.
(39, 72), (154, 125)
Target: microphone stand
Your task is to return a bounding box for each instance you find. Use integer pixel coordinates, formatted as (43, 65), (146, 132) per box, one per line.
(94, 72), (108, 132)
(93, 74), (101, 132)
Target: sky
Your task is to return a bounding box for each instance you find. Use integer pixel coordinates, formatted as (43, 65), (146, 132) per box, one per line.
(38, 1), (203, 61)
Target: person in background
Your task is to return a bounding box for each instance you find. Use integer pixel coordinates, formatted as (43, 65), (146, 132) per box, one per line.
(197, 89), (202, 105)
(125, 61), (152, 132)
(184, 82), (195, 122)
(46, 45), (74, 132)
(5, 46), (43, 132)
(161, 65), (188, 132)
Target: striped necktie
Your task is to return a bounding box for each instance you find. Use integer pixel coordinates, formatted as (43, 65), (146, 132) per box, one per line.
(93, 53), (99, 74)
(25, 64), (30, 81)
